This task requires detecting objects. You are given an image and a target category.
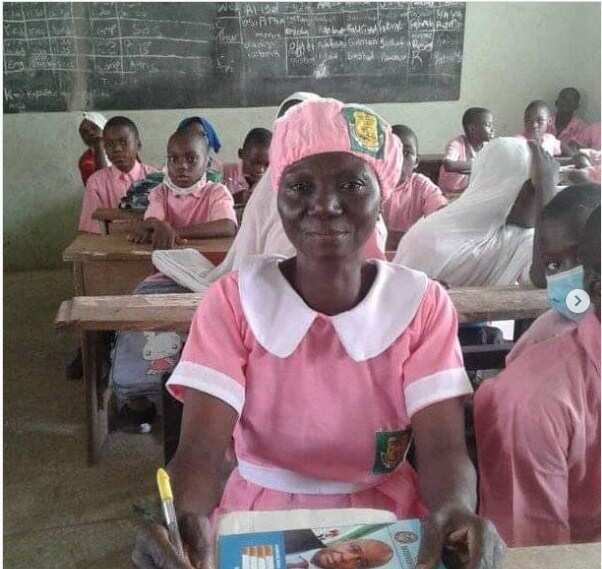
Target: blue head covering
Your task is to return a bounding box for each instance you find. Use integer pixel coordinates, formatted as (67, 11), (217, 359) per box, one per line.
(177, 116), (221, 154)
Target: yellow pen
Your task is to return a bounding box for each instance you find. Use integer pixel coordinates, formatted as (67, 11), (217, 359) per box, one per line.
(157, 467), (185, 559)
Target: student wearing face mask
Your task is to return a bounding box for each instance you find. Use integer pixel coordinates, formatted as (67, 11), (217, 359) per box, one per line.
(474, 206), (601, 547)
(511, 184), (601, 362)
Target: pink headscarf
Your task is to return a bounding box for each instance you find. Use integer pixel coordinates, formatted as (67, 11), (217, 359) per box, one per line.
(269, 97), (402, 202)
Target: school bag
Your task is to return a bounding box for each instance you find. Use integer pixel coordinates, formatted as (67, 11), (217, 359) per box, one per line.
(119, 171), (165, 211)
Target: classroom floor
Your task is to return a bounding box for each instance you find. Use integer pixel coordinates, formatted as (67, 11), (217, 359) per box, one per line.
(4, 269), (161, 569)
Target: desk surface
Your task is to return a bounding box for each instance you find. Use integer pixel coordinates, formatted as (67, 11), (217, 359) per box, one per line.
(57, 286), (547, 332)
(63, 233), (235, 263)
(504, 542), (599, 569)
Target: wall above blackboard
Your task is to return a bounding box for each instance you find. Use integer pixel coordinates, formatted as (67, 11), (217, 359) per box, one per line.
(3, 2), (466, 113)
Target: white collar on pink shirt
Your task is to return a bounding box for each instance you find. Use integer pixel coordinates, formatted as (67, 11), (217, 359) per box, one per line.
(110, 161), (143, 181)
(238, 255), (428, 361)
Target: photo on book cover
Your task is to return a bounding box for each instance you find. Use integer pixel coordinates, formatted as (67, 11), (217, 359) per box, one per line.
(218, 520), (446, 569)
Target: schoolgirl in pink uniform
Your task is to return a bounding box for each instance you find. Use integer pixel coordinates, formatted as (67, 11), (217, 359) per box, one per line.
(547, 88), (589, 144)
(132, 98), (504, 569)
(512, 183), (600, 363)
(475, 207), (601, 547)
(382, 125), (447, 249)
(130, 128), (237, 248)
(78, 116), (158, 234)
(222, 128), (272, 205)
(516, 100), (563, 157)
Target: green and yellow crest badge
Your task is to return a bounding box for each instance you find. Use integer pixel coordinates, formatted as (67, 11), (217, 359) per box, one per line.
(372, 429), (412, 474)
(342, 107), (385, 159)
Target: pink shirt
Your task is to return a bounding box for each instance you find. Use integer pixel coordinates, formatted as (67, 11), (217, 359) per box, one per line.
(382, 173), (447, 233)
(79, 161), (157, 233)
(475, 311), (601, 547)
(548, 114), (589, 143)
(438, 135), (476, 194)
(578, 122), (602, 150)
(144, 181), (237, 229)
(507, 309), (578, 365)
(222, 161), (250, 195)
(516, 133), (562, 156)
(167, 256), (472, 518)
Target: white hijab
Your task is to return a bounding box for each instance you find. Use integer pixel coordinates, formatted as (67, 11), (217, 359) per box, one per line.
(394, 137), (535, 287)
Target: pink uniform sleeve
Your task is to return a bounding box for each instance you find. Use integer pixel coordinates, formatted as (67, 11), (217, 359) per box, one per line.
(418, 176), (448, 216)
(144, 187), (167, 221)
(78, 173), (103, 233)
(475, 376), (571, 546)
(444, 138), (463, 161)
(403, 282), (472, 417)
(207, 183), (238, 225)
(166, 274), (247, 414)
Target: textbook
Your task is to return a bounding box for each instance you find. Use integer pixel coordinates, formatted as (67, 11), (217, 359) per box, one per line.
(218, 519), (446, 569)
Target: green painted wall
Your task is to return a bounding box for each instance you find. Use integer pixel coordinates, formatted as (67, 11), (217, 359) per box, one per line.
(4, 2), (601, 272)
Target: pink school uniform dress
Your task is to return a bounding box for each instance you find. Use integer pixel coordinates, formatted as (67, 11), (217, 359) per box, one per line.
(548, 114), (589, 143)
(222, 161), (250, 196)
(515, 133), (562, 156)
(145, 180), (237, 229)
(506, 309), (578, 365)
(78, 161), (157, 233)
(578, 122), (601, 150)
(475, 310), (601, 547)
(167, 255), (473, 520)
(382, 173), (447, 233)
(438, 135), (475, 194)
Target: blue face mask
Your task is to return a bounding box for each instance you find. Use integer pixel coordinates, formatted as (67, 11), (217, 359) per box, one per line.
(546, 265), (587, 321)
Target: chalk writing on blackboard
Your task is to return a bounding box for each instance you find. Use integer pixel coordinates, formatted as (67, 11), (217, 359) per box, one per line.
(4, 2), (465, 112)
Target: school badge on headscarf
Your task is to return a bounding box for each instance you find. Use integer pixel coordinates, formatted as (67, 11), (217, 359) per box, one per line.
(342, 107), (385, 159)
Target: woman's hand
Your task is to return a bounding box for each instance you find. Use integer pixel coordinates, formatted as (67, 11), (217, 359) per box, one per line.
(416, 508), (505, 569)
(152, 221), (187, 250)
(528, 141), (559, 191)
(132, 514), (214, 569)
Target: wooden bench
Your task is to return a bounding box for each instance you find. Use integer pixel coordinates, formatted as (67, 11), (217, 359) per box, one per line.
(415, 153), (443, 185)
(56, 286), (547, 465)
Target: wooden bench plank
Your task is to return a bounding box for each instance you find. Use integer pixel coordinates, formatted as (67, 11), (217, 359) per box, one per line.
(56, 286), (547, 331)
(55, 299), (74, 329)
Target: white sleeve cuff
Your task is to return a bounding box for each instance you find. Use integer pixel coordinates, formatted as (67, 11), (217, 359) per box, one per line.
(404, 367), (473, 417)
(166, 360), (244, 414)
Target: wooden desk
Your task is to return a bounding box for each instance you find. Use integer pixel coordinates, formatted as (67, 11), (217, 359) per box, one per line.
(56, 286), (547, 464)
(416, 153), (443, 185)
(91, 208), (143, 235)
(504, 542), (599, 569)
(63, 233), (234, 296)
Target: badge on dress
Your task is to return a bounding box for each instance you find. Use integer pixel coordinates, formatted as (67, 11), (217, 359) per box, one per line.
(372, 429), (412, 474)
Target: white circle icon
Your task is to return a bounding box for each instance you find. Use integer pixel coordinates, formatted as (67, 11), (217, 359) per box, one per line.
(566, 289), (591, 314)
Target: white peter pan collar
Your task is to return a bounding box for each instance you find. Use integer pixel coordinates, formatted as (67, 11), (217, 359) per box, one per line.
(238, 255), (428, 362)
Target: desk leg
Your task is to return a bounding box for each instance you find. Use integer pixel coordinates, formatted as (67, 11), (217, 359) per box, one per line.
(81, 330), (110, 465)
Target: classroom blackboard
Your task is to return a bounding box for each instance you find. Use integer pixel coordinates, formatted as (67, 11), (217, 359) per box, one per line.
(3, 2), (466, 113)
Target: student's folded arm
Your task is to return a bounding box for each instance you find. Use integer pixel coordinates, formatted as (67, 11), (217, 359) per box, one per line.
(178, 219), (237, 239)
(442, 158), (471, 174)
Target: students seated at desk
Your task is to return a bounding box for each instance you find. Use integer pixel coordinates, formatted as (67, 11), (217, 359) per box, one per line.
(511, 183), (600, 362)
(130, 128), (237, 247)
(78, 116), (158, 234)
(394, 138), (558, 287)
(111, 126), (237, 428)
(382, 125), (447, 250)
(438, 107), (494, 195)
(475, 206), (601, 547)
(547, 87), (589, 145)
(516, 100), (563, 157)
(132, 97), (504, 569)
(77, 112), (109, 186)
(223, 128), (272, 206)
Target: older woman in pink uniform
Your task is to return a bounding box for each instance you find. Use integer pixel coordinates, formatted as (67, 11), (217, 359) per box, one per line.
(133, 98), (504, 569)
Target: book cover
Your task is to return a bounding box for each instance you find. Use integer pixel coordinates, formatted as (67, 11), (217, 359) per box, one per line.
(219, 519), (446, 569)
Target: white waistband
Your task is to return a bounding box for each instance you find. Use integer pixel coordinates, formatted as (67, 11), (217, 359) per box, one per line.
(237, 459), (381, 495)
